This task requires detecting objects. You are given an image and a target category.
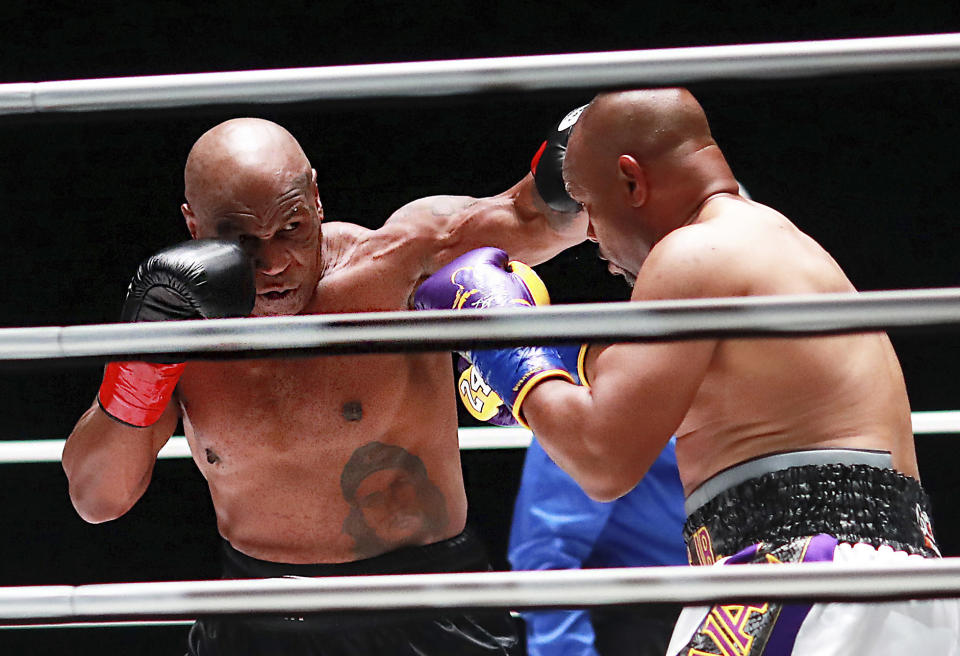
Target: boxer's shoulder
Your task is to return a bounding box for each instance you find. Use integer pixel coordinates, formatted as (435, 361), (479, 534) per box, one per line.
(323, 220), (373, 243)
(319, 221), (373, 269)
(639, 222), (747, 300)
(309, 221), (425, 313)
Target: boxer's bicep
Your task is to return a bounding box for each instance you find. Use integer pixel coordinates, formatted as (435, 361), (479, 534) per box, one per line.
(524, 337), (714, 502)
(587, 233), (728, 446)
(576, 229), (738, 480)
(384, 190), (576, 277)
(380, 195), (489, 276)
(589, 338), (714, 470)
(62, 397), (178, 523)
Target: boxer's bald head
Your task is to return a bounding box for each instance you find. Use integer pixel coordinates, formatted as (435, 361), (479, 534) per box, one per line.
(181, 118), (324, 317)
(563, 89), (717, 212)
(573, 88), (714, 165)
(184, 118), (314, 216)
(563, 89), (736, 280)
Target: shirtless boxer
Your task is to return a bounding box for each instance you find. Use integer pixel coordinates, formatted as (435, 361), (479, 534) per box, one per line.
(415, 89), (960, 654)
(60, 116), (587, 655)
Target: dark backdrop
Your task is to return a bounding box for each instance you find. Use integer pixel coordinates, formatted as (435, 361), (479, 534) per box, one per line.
(2, 1), (960, 653)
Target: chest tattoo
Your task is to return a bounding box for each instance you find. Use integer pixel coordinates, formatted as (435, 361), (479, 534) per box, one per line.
(205, 448), (220, 465)
(342, 401), (363, 422)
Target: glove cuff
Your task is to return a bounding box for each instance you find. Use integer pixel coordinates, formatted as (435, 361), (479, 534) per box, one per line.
(511, 368), (575, 428)
(556, 343), (590, 387)
(98, 361), (185, 427)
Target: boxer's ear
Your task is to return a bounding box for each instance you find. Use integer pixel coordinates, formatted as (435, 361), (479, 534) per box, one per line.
(617, 155), (647, 208)
(182, 203), (200, 239)
(311, 169), (323, 221)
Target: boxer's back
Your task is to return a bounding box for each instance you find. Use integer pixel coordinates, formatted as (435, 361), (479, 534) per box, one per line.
(668, 196), (916, 492)
(178, 223), (466, 564)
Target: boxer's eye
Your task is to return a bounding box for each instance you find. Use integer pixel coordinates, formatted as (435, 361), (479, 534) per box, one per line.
(282, 221), (301, 233)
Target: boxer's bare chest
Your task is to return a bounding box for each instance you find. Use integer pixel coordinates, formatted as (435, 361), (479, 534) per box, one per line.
(175, 258), (444, 468)
(166, 230), (469, 561)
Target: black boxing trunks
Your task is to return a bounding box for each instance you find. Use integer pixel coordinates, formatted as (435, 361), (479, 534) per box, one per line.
(187, 527), (521, 656)
(665, 449), (960, 656)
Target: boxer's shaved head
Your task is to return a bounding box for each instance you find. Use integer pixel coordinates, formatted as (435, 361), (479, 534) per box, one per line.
(184, 118), (313, 218)
(566, 88), (716, 182)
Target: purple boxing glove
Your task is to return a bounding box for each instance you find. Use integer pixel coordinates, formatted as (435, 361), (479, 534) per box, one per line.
(415, 247), (574, 426)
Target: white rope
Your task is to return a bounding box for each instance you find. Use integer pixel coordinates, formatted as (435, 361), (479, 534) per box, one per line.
(910, 410), (960, 434)
(0, 428), (530, 464)
(0, 620), (194, 631)
(4, 288), (960, 364)
(2, 418), (955, 465)
(1, 559), (959, 624)
(1, 33), (960, 115)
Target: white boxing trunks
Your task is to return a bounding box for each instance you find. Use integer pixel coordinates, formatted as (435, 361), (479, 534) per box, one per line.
(667, 538), (960, 655)
(668, 449), (960, 655)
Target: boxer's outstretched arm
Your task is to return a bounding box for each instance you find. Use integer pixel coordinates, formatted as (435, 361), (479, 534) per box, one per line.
(62, 400), (178, 523)
(383, 173), (587, 273)
(385, 104), (588, 270)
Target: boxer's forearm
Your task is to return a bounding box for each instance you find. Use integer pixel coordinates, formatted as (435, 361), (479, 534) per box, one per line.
(62, 401), (174, 523)
(523, 380), (653, 502)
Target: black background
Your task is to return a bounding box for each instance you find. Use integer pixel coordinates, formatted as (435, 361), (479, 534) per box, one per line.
(2, 1), (960, 652)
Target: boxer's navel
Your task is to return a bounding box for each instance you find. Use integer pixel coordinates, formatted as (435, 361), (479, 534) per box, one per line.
(342, 401), (363, 422)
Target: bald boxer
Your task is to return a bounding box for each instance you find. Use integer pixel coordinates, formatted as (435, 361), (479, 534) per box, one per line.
(61, 116), (590, 655)
(416, 89), (960, 654)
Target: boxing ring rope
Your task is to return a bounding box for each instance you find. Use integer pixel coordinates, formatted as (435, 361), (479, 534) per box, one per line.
(5, 287), (960, 363)
(2, 33), (960, 115)
(2, 558), (960, 625)
(3, 288), (958, 461)
(2, 413), (958, 465)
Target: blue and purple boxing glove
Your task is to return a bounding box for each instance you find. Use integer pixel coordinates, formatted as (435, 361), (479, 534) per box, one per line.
(456, 342), (588, 426)
(414, 247), (576, 427)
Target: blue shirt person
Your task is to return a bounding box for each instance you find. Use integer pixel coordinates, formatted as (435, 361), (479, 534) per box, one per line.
(508, 436), (687, 656)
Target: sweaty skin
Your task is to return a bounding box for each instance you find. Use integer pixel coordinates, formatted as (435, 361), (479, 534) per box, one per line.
(522, 89), (917, 502)
(62, 117), (585, 564)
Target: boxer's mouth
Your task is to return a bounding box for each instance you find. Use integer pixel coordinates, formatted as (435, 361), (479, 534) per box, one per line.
(259, 289), (294, 301)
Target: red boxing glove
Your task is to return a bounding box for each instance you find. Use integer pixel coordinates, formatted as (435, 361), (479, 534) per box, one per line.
(97, 240), (254, 427)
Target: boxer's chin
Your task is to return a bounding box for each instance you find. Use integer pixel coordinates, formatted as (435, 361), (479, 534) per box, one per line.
(252, 287), (304, 316)
(607, 262), (637, 288)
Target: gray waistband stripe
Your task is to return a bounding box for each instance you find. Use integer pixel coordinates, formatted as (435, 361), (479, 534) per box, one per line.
(684, 448), (894, 516)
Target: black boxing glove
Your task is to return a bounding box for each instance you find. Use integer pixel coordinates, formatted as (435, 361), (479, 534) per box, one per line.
(119, 239), (256, 322)
(530, 105), (587, 214)
(98, 239), (255, 426)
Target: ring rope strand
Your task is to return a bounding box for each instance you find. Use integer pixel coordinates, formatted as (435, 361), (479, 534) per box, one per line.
(3, 288), (960, 363)
(1, 559), (960, 625)
(2, 33), (960, 115)
(1, 416), (958, 464)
